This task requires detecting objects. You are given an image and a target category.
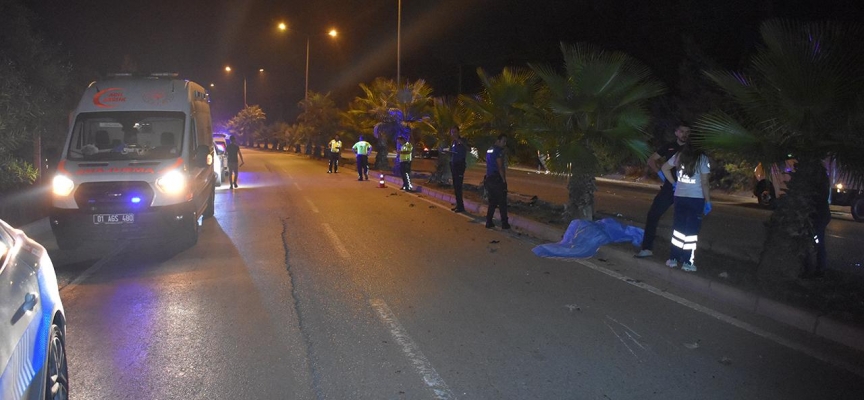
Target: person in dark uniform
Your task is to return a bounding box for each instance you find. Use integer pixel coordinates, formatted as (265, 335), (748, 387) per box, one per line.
(226, 135), (244, 189)
(635, 124), (690, 258)
(447, 126), (467, 212)
(485, 134), (510, 229)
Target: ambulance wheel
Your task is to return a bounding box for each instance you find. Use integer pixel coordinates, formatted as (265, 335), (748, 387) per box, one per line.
(55, 233), (80, 251)
(203, 183), (215, 218)
(181, 215), (199, 248)
(852, 195), (864, 222)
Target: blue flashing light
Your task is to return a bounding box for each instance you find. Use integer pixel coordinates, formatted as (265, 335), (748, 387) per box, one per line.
(131, 196), (142, 204)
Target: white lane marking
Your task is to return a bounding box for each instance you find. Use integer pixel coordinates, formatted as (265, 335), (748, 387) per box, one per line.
(59, 242), (129, 292)
(569, 258), (864, 378)
(293, 182), (303, 191)
(370, 299), (456, 400)
(321, 223), (350, 260)
(305, 197), (320, 213)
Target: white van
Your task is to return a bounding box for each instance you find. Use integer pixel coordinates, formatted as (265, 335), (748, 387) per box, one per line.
(50, 73), (217, 249)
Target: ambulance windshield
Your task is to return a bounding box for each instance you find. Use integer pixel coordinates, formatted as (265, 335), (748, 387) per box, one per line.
(66, 111), (185, 161)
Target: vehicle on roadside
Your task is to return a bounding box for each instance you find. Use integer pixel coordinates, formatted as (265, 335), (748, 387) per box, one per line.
(213, 133), (229, 186)
(753, 159), (864, 221)
(0, 218), (68, 399)
(421, 144), (439, 159)
(50, 73), (218, 250)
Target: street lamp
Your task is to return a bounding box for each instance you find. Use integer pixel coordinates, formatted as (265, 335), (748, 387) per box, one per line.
(224, 66), (264, 107)
(277, 22), (338, 104)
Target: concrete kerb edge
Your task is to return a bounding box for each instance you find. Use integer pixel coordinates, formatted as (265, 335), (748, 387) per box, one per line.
(400, 174), (864, 353)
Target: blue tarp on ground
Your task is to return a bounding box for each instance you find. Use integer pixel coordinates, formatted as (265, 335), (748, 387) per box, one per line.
(532, 218), (644, 259)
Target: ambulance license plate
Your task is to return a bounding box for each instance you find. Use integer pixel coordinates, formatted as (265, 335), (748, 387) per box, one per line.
(93, 213), (134, 225)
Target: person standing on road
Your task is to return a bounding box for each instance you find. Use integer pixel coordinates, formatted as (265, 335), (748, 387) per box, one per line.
(801, 162), (831, 279)
(485, 134), (510, 229)
(635, 124), (691, 258)
(226, 135), (244, 189)
(396, 136), (414, 191)
(327, 134), (342, 173)
(448, 126), (467, 212)
(352, 135), (372, 181)
(662, 141), (711, 272)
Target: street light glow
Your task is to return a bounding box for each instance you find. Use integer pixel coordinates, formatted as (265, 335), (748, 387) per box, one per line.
(224, 66), (232, 72)
(278, 22), (287, 31)
(329, 29), (338, 37)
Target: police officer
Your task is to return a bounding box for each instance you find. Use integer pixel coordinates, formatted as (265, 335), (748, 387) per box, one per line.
(485, 134), (510, 229)
(396, 136), (414, 191)
(635, 124), (690, 258)
(327, 134), (342, 173)
(447, 126), (467, 212)
(353, 135), (372, 181)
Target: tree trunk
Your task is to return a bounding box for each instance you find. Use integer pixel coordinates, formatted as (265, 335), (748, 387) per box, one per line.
(374, 137), (389, 171)
(566, 172), (596, 220)
(756, 159), (825, 285)
(428, 151), (452, 185)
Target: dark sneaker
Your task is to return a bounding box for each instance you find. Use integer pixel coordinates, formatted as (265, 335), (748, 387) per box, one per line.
(502, 222), (511, 229)
(485, 221), (495, 228)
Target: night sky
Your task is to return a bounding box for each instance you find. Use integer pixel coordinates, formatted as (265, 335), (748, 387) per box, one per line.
(26, 0), (864, 123)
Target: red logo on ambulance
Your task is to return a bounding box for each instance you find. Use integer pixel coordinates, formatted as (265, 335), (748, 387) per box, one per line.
(93, 88), (126, 108)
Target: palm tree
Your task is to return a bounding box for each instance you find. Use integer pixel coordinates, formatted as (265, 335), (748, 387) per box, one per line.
(460, 67), (538, 154)
(419, 96), (474, 185)
(694, 20), (864, 283)
(529, 43), (666, 220)
(298, 91), (340, 152)
(343, 78), (433, 171)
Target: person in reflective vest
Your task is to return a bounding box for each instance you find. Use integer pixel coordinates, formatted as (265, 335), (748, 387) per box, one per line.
(396, 136), (414, 191)
(485, 134), (510, 229)
(353, 135), (372, 181)
(661, 141), (711, 272)
(635, 124), (690, 258)
(327, 134), (342, 173)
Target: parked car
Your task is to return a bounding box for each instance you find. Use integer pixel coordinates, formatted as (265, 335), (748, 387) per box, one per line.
(420, 143), (439, 159)
(0, 218), (68, 399)
(213, 133), (229, 186)
(753, 159), (864, 221)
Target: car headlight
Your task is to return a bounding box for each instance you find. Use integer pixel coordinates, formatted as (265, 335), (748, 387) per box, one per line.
(836, 183), (844, 190)
(155, 170), (187, 194)
(52, 175), (75, 196)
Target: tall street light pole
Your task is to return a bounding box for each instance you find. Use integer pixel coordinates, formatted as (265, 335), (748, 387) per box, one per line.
(397, 0), (402, 90)
(224, 66), (263, 109)
(278, 22), (338, 105)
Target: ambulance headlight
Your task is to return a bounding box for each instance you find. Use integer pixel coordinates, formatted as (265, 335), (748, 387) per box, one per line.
(155, 170), (187, 194)
(52, 175), (75, 196)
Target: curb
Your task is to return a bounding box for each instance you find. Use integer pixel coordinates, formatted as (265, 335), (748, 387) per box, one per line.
(391, 172), (864, 353)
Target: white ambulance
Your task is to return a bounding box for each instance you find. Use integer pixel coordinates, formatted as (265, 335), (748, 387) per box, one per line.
(50, 73), (217, 249)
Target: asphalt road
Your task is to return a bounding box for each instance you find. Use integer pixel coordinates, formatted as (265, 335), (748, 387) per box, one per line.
(35, 150), (864, 399)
